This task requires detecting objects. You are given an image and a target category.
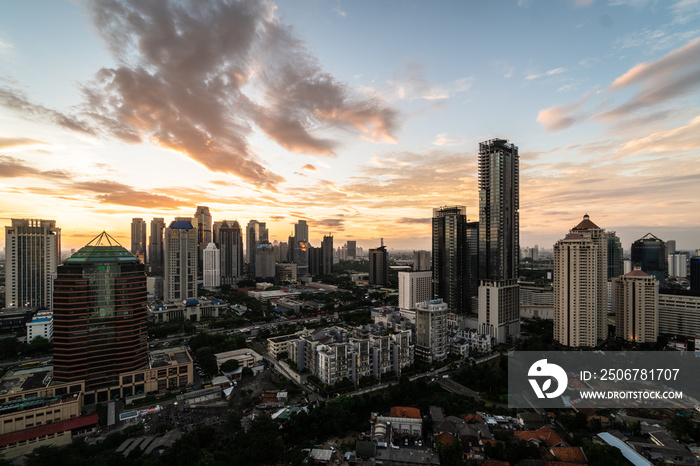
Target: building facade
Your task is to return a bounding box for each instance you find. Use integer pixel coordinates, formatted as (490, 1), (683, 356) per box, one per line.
(164, 219), (198, 302)
(52, 232), (148, 391)
(4, 219), (61, 310)
(432, 206), (470, 313)
(413, 250), (431, 272)
(605, 231), (624, 280)
(369, 244), (388, 287)
(218, 220), (243, 286)
(130, 218), (147, 263)
(415, 299), (447, 363)
(148, 218), (165, 275)
(613, 266), (658, 344)
(658, 289), (700, 339)
(398, 271), (432, 311)
(203, 242), (220, 289)
(321, 235), (334, 276)
(631, 233), (666, 287)
(26, 311), (53, 343)
(553, 215), (607, 348)
(477, 139), (519, 340)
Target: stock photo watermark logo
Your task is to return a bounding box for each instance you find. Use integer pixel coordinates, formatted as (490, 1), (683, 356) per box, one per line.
(527, 359), (568, 399)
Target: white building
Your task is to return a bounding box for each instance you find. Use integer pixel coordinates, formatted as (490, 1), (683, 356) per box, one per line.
(5, 219), (60, 309)
(203, 242), (220, 289)
(26, 311), (53, 343)
(478, 279), (520, 344)
(668, 252), (688, 278)
(519, 285), (554, 320)
(415, 299), (447, 363)
(164, 219), (197, 303)
(613, 266), (658, 344)
(658, 290), (700, 339)
(553, 215), (607, 348)
(398, 271), (432, 311)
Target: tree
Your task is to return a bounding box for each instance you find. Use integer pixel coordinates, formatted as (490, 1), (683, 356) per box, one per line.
(220, 359), (239, 373)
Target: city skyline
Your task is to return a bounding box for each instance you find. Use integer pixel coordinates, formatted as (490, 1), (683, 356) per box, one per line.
(2, 1), (700, 251)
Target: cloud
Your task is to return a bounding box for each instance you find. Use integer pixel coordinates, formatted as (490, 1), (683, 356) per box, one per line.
(0, 137), (48, 150)
(615, 115), (700, 155)
(574, 0), (595, 7)
(397, 217), (431, 224)
(388, 62), (472, 102)
(526, 68), (567, 80)
(1, 0), (399, 189)
(0, 39), (12, 54)
(301, 164), (317, 171)
(0, 87), (96, 135)
(0, 155), (71, 179)
(432, 133), (466, 147)
(536, 97), (588, 131)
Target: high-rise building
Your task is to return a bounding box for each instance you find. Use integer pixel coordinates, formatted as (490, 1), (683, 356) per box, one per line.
(477, 139), (519, 340)
(478, 279), (520, 344)
(665, 239), (677, 257)
(346, 240), (357, 260)
(398, 271), (432, 310)
(553, 215), (607, 348)
(130, 218), (147, 263)
(219, 220), (243, 286)
(245, 220), (266, 275)
(613, 266), (658, 344)
(194, 206), (212, 274)
(478, 138), (519, 282)
(415, 299), (447, 363)
(466, 221), (479, 309)
(631, 233), (666, 287)
(309, 245), (322, 276)
(164, 219), (197, 302)
(432, 206), (469, 313)
(203, 242), (220, 289)
(690, 256), (700, 292)
(321, 235), (334, 275)
(413, 250), (431, 272)
(658, 289), (700, 339)
(149, 218), (165, 275)
(52, 232), (148, 391)
(668, 252), (688, 278)
(255, 243), (276, 280)
(4, 219), (61, 309)
(292, 220), (309, 276)
(369, 243), (388, 287)
(605, 231), (624, 280)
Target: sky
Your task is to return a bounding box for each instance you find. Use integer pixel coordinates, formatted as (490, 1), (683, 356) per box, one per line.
(1, 0), (699, 253)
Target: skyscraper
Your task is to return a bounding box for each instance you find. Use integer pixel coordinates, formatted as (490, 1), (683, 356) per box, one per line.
(412, 250), (431, 272)
(203, 242), (220, 289)
(292, 220), (309, 276)
(246, 220), (260, 271)
(631, 233), (666, 287)
(149, 218), (165, 275)
(219, 220), (243, 285)
(478, 138), (519, 282)
(4, 219), (61, 309)
(691, 256), (700, 292)
(605, 231), (624, 280)
(346, 240), (357, 260)
(553, 215), (607, 348)
(398, 271), (432, 311)
(321, 235), (334, 275)
(668, 252), (688, 278)
(164, 219), (198, 302)
(477, 139), (520, 343)
(369, 242), (388, 287)
(52, 232), (148, 391)
(130, 218), (147, 263)
(194, 206), (212, 275)
(255, 243), (276, 280)
(613, 266), (658, 344)
(432, 206), (469, 313)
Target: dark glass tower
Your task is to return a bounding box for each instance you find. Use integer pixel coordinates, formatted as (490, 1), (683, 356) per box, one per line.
(219, 220), (243, 285)
(369, 243), (388, 287)
(605, 231), (624, 280)
(321, 235), (334, 275)
(631, 233), (666, 287)
(478, 139), (519, 281)
(53, 232), (148, 391)
(432, 206), (469, 313)
(689, 256), (700, 292)
(149, 217), (165, 275)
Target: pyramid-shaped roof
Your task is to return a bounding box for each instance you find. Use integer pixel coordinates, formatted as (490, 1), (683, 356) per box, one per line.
(572, 214), (600, 231)
(64, 231), (139, 264)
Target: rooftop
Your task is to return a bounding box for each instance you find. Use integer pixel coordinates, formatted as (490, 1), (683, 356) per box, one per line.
(64, 231), (139, 264)
(572, 214), (600, 231)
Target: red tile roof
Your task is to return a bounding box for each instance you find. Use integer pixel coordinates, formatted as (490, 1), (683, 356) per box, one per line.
(463, 414), (483, 423)
(390, 406), (421, 419)
(550, 446), (587, 463)
(434, 432), (456, 446)
(514, 427), (568, 447)
(0, 413), (99, 447)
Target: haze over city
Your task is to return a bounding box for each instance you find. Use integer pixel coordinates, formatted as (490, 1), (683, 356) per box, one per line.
(1, 0), (699, 251)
